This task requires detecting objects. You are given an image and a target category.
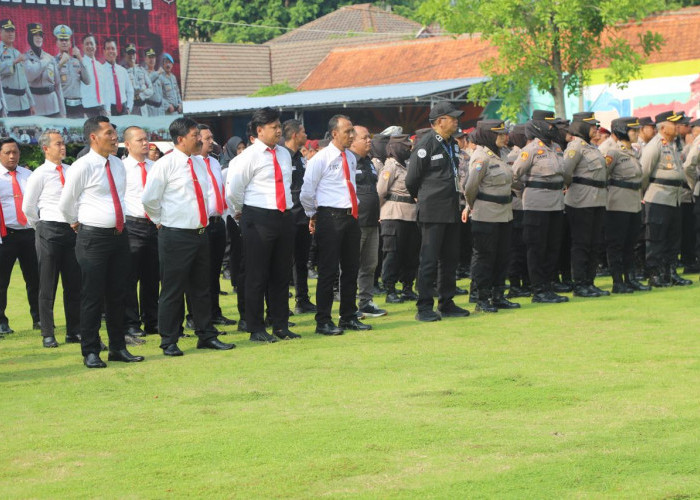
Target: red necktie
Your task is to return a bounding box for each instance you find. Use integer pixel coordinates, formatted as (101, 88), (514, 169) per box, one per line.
(0, 197), (6, 237)
(56, 164), (65, 186)
(9, 171), (27, 226)
(138, 162), (150, 219)
(91, 59), (101, 104)
(267, 147), (286, 212)
(340, 151), (358, 219)
(104, 160), (124, 232)
(188, 158), (208, 227)
(111, 64), (122, 113)
(203, 157), (223, 215)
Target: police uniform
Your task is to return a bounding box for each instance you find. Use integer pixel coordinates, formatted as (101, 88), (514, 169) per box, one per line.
(562, 112), (609, 297)
(125, 44), (153, 116)
(159, 56), (181, 114)
(53, 25), (90, 118)
(0, 19), (33, 116)
(640, 110), (691, 286)
(676, 113), (697, 272)
(682, 119), (700, 272)
(405, 102), (467, 321)
(24, 23), (64, 117)
(464, 121), (519, 312)
(144, 48), (164, 116)
(377, 135), (419, 303)
(505, 143), (530, 296)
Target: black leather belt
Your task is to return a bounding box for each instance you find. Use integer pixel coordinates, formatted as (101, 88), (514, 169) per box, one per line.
(476, 192), (512, 204)
(386, 194), (415, 204)
(650, 177), (683, 187)
(125, 215), (151, 224)
(40, 220), (72, 228)
(609, 179), (641, 190)
(318, 206), (354, 217)
(79, 224), (122, 235)
(3, 86), (25, 96)
(208, 216), (223, 223)
(145, 98), (162, 107)
(160, 226), (206, 235)
(133, 99), (145, 107)
(525, 180), (564, 190)
(572, 176), (607, 188)
(30, 86), (53, 95)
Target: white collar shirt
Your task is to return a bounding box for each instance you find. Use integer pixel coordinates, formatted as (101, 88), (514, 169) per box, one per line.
(0, 163), (32, 230)
(196, 154), (226, 217)
(103, 61), (134, 111)
(300, 142), (357, 217)
(81, 55), (108, 109)
(22, 160), (70, 226)
(122, 155), (153, 218)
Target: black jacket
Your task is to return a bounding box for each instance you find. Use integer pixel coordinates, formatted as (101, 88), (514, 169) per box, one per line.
(284, 146), (308, 225)
(352, 152), (380, 227)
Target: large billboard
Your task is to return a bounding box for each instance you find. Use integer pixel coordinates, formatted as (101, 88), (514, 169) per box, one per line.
(0, 0), (182, 143)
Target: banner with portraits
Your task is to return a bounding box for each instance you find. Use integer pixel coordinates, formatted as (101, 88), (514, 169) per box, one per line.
(0, 0), (182, 144)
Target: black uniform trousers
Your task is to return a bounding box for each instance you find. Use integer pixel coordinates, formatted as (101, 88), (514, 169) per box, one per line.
(314, 207), (360, 324)
(207, 217), (227, 317)
(566, 205), (605, 283)
(645, 202), (681, 271)
(226, 215), (242, 289)
(471, 220), (512, 296)
(74, 226), (129, 356)
(416, 222), (459, 312)
(381, 219), (420, 289)
(0, 228), (40, 325)
(158, 227), (217, 348)
(124, 217), (159, 332)
(293, 221), (312, 300)
(240, 206), (294, 333)
(522, 210), (564, 289)
(558, 212), (572, 282)
(507, 210), (528, 286)
(35, 221), (80, 338)
(680, 202), (696, 266)
(695, 197), (700, 264)
(605, 210), (641, 277)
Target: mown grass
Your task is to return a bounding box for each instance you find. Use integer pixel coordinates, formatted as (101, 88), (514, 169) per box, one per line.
(1, 267), (699, 498)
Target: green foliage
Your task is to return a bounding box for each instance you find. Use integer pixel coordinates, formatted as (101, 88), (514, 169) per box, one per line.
(249, 81), (297, 97)
(416, 0), (673, 119)
(19, 144), (83, 169)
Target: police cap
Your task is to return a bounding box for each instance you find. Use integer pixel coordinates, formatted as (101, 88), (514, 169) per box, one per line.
(429, 102), (463, 121)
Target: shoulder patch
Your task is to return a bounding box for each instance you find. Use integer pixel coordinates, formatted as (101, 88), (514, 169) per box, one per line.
(417, 149), (427, 159)
(382, 170), (390, 180)
(537, 149), (545, 155)
(474, 161), (483, 171)
(605, 155), (613, 165)
(567, 150), (576, 158)
(538, 140), (544, 147)
(520, 151), (529, 160)
(487, 150), (494, 156)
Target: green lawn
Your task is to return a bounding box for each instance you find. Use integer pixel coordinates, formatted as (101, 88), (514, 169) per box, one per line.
(1, 268), (699, 498)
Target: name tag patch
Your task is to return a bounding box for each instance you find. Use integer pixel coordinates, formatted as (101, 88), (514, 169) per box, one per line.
(431, 154), (444, 160)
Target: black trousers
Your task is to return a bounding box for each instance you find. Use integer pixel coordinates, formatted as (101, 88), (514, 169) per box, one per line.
(110, 104), (128, 116)
(207, 217), (227, 317)
(645, 202), (681, 271)
(158, 227), (216, 347)
(605, 210), (641, 277)
(315, 208), (361, 324)
(74, 226), (129, 356)
(35, 222), (80, 338)
(558, 212), (572, 282)
(226, 215), (242, 289)
(522, 210), (564, 288)
(458, 217), (472, 269)
(566, 205), (605, 283)
(507, 210), (528, 285)
(292, 222), (312, 300)
(65, 103), (84, 118)
(680, 202), (696, 266)
(695, 198), (700, 264)
(471, 220), (512, 296)
(381, 219), (420, 289)
(124, 218), (159, 332)
(83, 105), (105, 118)
(416, 222), (459, 311)
(240, 206), (294, 332)
(0, 228), (40, 325)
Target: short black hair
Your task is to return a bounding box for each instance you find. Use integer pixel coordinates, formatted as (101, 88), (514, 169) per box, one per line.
(283, 119), (303, 141)
(196, 123), (211, 132)
(103, 37), (117, 49)
(0, 137), (19, 149)
(328, 114), (350, 134)
(169, 117), (198, 143)
(83, 115), (111, 142)
(245, 121), (255, 141)
(251, 107), (280, 137)
(82, 33), (96, 44)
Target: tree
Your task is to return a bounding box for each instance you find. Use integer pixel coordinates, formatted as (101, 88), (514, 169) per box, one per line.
(415, 0), (669, 119)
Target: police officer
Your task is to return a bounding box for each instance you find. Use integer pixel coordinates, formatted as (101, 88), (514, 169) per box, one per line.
(159, 53), (182, 114)
(676, 112), (697, 272)
(25, 23), (65, 117)
(640, 111), (692, 287)
(144, 48), (164, 116)
(682, 118), (700, 274)
(124, 43), (153, 116)
(604, 117), (650, 293)
(54, 25), (90, 119)
(406, 102), (469, 322)
(464, 120), (520, 312)
(505, 124), (530, 297)
(562, 111), (610, 297)
(513, 110), (568, 304)
(0, 19), (34, 116)
(377, 134), (419, 304)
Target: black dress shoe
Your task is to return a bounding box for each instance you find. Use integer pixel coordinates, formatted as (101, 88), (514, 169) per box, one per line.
(197, 337), (236, 350)
(185, 317), (196, 330)
(212, 315), (237, 326)
(454, 286), (468, 296)
(552, 281), (573, 293)
(84, 353), (107, 368)
(573, 285), (599, 297)
(294, 299), (317, 314)
(100, 340), (108, 351)
(162, 344), (184, 356)
(108, 348), (145, 362)
(401, 288), (418, 301)
(670, 270), (692, 286)
(125, 334), (146, 346)
(126, 326), (145, 337)
(626, 279), (651, 291)
(237, 319), (248, 332)
(475, 300), (498, 313)
(250, 330), (278, 343)
(612, 282), (633, 294)
(547, 290), (569, 303)
(493, 296), (521, 309)
(415, 310), (441, 322)
(65, 334), (81, 343)
(338, 317), (372, 330)
(437, 303), (470, 317)
(0, 323), (14, 334)
(33, 321), (41, 330)
(315, 322), (344, 335)
(385, 292), (404, 304)
(43, 336), (59, 348)
(589, 284), (610, 296)
(273, 328), (301, 340)
(507, 286), (531, 298)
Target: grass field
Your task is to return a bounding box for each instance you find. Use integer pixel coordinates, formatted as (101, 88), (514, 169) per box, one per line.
(1, 267), (699, 498)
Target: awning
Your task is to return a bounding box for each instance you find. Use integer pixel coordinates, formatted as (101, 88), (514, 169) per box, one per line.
(184, 77), (488, 116)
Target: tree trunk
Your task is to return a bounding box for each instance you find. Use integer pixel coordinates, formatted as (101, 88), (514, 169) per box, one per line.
(551, 83), (567, 118)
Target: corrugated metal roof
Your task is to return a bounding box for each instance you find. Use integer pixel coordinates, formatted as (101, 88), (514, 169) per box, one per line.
(184, 77), (488, 116)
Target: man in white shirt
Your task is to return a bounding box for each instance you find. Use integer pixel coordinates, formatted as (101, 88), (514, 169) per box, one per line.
(0, 138), (40, 335)
(122, 126), (159, 338)
(228, 107), (297, 342)
(300, 114), (371, 335)
(102, 38), (133, 116)
(142, 117), (235, 356)
(22, 130), (80, 348)
(80, 34), (107, 117)
(58, 116), (143, 368)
